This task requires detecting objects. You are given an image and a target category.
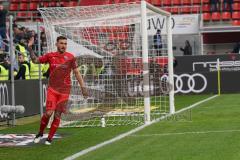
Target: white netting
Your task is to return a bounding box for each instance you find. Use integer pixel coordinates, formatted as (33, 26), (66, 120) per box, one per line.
(39, 2), (173, 127)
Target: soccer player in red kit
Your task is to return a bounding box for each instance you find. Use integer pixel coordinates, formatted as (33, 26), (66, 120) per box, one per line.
(28, 36), (88, 145)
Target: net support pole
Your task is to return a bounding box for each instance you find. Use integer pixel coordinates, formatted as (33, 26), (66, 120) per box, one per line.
(9, 15), (15, 125)
(200, 33), (204, 55)
(166, 15), (175, 114)
(37, 22), (43, 118)
(141, 0), (151, 124)
(217, 58), (221, 96)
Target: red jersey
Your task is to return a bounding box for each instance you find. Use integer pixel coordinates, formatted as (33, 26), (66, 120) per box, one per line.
(39, 52), (77, 94)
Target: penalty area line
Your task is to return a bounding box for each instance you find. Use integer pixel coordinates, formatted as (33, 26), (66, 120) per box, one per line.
(64, 94), (218, 160)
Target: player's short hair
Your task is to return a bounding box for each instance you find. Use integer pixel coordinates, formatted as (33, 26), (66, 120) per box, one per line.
(57, 36), (67, 42)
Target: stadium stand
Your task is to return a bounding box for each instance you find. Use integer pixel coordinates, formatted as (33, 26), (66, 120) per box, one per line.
(6, 0), (240, 25)
(0, 0), (240, 58)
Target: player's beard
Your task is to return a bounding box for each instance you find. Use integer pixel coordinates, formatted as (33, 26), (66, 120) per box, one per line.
(58, 47), (66, 54)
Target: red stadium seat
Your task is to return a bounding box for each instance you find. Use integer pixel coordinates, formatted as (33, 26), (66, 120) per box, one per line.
(222, 12), (231, 20)
(9, 3), (18, 11)
(163, 7), (171, 12)
(35, 19), (43, 22)
(203, 13), (211, 21)
(182, 0), (191, 5)
(69, 1), (78, 7)
(233, 3), (240, 11)
(212, 12), (221, 21)
(172, 0), (181, 5)
(43, 2), (49, 7)
(26, 12), (32, 18)
(202, 0), (209, 3)
(152, 0), (161, 6)
(32, 12), (38, 18)
(232, 20), (240, 26)
(127, 0), (134, 3)
(29, 3), (38, 11)
(192, 0), (201, 4)
(181, 7), (191, 14)
(146, 0), (152, 3)
(60, 2), (69, 7)
(202, 4), (211, 12)
(17, 12), (33, 22)
(171, 7), (179, 14)
(49, 2), (57, 7)
(127, 0), (135, 2)
(192, 6), (200, 13)
(114, 0), (121, 3)
(162, 0), (171, 6)
(103, 0), (110, 4)
(17, 12), (27, 18)
(19, 3), (28, 11)
(232, 11), (240, 19)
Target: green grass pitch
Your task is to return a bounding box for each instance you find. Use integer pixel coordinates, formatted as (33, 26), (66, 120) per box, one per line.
(1, 94), (240, 160)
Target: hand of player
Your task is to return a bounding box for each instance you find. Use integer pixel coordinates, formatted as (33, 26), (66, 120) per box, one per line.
(28, 37), (35, 48)
(81, 87), (89, 98)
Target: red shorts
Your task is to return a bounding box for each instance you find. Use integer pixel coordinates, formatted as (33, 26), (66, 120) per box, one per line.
(46, 88), (70, 113)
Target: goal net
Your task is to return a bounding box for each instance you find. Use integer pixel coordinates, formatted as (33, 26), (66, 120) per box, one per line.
(39, 1), (174, 127)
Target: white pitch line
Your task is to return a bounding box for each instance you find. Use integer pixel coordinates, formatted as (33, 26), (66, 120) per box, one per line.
(130, 129), (240, 137)
(64, 94), (218, 160)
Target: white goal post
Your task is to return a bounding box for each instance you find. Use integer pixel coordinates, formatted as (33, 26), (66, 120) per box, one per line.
(39, 0), (175, 127)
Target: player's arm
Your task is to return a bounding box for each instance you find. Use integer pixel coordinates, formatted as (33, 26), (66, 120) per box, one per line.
(27, 37), (40, 64)
(28, 46), (40, 64)
(73, 68), (88, 97)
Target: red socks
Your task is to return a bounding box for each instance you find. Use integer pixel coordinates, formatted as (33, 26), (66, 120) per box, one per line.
(47, 117), (61, 140)
(39, 114), (50, 135)
(39, 113), (61, 141)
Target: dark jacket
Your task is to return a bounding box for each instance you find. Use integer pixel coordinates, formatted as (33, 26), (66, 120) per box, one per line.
(180, 45), (192, 55)
(210, 0), (220, 4)
(153, 34), (162, 48)
(232, 43), (240, 53)
(0, 9), (7, 28)
(15, 62), (30, 80)
(223, 0), (233, 3)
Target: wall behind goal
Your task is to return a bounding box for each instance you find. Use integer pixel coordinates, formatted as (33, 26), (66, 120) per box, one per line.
(1, 54), (240, 120)
(0, 80), (47, 121)
(174, 54), (240, 94)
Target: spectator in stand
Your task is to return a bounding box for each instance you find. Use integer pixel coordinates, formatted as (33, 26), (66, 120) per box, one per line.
(15, 54), (30, 80)
(15, 36), (29, 62)
(0, 54), (10, 80)
(13, 24), (24, 43)
(37, 3), (44, 18)
(153, 29), (162, 56)
(40, 31), (47, 54)
(210, 0), (220, 12)
(180, 40), (192, 55)
(223, 0), (234, 14)
(15, 28), (36, 61)
(232, 42), (240, 54)
(0, 3), (8, 52)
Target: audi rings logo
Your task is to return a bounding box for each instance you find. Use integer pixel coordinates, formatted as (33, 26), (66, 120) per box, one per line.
(0, 83), (9, 118)
(161, 73), (207, 94)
